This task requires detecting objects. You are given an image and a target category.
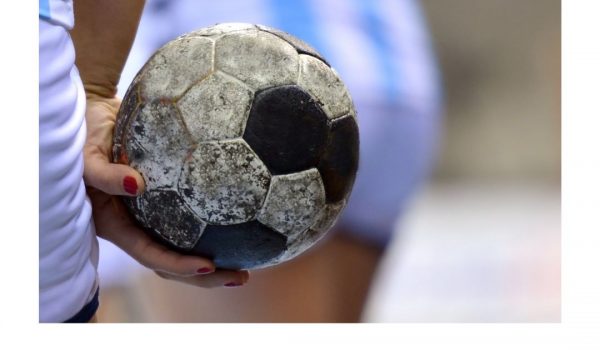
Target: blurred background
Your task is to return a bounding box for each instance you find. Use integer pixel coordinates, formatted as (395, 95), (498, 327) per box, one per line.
(98, 0), (560, 322)
(363, 0), (560, 322)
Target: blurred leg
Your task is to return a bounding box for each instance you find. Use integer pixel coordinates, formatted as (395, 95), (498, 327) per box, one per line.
(320, 231), (384, 322)
(115, 231), (382, 322)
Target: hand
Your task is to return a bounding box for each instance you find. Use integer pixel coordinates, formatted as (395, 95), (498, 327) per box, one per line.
(83, 96), (249, 288)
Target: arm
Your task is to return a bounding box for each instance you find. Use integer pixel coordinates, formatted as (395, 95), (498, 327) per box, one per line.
(71, 0), (146, 195)
(71, 0), (249, 288)
(71, 0), (145, 99)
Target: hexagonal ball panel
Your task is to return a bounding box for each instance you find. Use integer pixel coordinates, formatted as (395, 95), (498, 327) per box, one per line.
(137, 189), (207, 249)
(178, 139), (271, 225)
(243, 85), (329, 175)
(215, 30), (298, 90)
(125, 101), (194, 190)
(178, 71), (254, 142)
(139, 36), (214, 101)
(191, 220), (287, 270)
(257, 168), (326, 237)
(298, 54), (354, 119)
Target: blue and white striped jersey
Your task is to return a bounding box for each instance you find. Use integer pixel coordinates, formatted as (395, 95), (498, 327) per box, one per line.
(39, 2), (99, 321)
(39, 0), (74, 29)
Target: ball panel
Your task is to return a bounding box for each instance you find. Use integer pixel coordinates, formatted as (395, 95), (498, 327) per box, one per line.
(178, 139), (271, 225)
(310, 200), (347, 233)
(121, 196), (147, 228)
(257, 168), (326, 237)
(113, 85), (141, 161)
(139, 36), (214, 101)
(192, 220), (287, 270)
(243, 85), (329, 175)
(257, 228), (327, 268)
(262, 200), (347, 267)
(298, 54), (354, 119)
(215, 30), (298, 90)
(125, 101), (193, 190)
(137, 190), (206, 249)
(177, 71), (254, 142)
(256, 25), (330, 66)
(185, 23), (258, 38)
(318, 115), (360, 203)
(124, 138), (146, 170)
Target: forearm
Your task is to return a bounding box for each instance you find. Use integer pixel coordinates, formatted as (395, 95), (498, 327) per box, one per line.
(71, 0), (145, 98)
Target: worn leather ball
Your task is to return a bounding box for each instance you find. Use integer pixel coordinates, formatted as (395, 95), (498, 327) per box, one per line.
(113, 23), (359, 269)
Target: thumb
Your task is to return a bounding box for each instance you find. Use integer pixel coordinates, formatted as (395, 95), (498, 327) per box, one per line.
(84, 149), (146, 196)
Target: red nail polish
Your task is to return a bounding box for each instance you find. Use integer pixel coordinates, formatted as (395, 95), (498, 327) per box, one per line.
(197, 267), (213, 274)
(123, 176), (138, 195)
(224, 282), (242, 287)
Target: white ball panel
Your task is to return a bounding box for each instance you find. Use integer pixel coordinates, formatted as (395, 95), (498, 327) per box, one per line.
(215, 30), (298, 90)
(178, 71), (254, 142)
(178, 139), (271, 225)
(257, 168), (326, 237)
(139, 36), (214, 101)
(127, 141), (180, 190)
(310, 200), (347, 233)
(127, 103), (193, 190)
(264, 199), (347, 266)
(298, 54), (354, 119)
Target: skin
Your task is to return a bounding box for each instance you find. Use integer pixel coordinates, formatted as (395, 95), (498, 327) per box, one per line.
(69, 0), (249, 311)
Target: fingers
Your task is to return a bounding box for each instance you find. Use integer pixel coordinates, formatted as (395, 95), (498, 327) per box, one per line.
(108, 222), (250, 288)
(94, 192), (249, 288)
(83, 147), (145, 196)
(155, 269), (250, 288)
(114, 228), (216, 276)
(138, 243), (216, 277)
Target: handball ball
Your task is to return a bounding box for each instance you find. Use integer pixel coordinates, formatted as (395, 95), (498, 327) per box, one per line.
(113, 23), (359, 270)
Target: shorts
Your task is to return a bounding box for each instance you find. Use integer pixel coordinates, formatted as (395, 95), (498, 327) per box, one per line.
(64, 288), (99, 323)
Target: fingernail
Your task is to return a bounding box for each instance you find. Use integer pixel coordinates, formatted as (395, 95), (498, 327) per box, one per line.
(123, 176), (138, 195)
(197, 267), (213, 274)
(224, 282), (243, 287)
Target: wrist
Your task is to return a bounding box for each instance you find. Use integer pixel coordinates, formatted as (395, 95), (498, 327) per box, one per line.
(83, 81), (118, 101)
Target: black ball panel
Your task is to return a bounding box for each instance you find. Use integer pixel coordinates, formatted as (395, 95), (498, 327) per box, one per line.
(122, 196), (146, 227)
(191, 221), (287, 270)
(243, 85), (329, 175)
(318, 115), (360, 203)
(137, 190), (205, 249)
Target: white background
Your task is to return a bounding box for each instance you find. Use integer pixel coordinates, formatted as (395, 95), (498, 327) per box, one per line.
(2, 0), (599, 348)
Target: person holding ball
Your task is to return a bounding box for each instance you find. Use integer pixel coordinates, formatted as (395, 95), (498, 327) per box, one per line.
(39, 0), (248, 323)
